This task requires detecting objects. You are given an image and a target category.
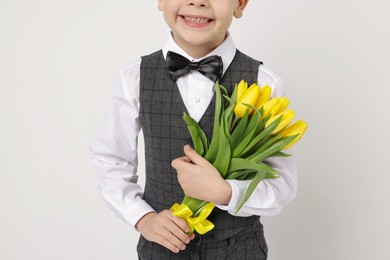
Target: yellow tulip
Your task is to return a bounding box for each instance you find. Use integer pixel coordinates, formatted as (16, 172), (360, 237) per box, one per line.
(260, 98), (279, 118)
(268, 97), (289, 116)
(280, 120), (308, 149)
(269, 101), (283, 117)
(236, 80), (248, 102)
(266, 110), (295, 134)
(253, 85), (271, 112)
(234, 83), (260, 118)
(276, 97), (290, 114)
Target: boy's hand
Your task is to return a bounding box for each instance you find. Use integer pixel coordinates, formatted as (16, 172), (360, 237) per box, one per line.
(136, 211), (195, 253)
(171, 145), (232, 205)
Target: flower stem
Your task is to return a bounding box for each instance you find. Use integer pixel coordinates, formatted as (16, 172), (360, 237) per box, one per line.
(181, 196), (207, 217)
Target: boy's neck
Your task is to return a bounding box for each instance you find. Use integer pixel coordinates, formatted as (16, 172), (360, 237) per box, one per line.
(172, 33), (228, 59)
(180, 44), (216, 59)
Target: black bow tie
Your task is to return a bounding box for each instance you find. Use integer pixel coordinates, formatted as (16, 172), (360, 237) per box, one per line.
(165, 51), (223, 82)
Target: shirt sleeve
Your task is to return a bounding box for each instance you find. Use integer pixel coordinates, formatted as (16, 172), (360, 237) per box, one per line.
(89, 60), (155, 228)
(215, 65), (298, 217)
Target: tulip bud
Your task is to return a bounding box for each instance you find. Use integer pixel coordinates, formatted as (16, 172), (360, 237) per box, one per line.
(236, 80), (248, 102)
(280, 120), (308, 149)
(260, 98), (279, 118)
(275, 97), (290, 114)
(254, 85), (271, 110)
(234, 83), (260, 118)
(266, 110), (295, 134)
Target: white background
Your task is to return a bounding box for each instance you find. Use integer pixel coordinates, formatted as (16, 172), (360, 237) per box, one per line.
(1, 0), (390, 259)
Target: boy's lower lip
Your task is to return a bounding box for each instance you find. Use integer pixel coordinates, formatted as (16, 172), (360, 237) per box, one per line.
(179, 15), (213, 28)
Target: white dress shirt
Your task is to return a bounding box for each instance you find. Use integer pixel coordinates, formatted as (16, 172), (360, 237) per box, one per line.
(90, 33), (297, 229)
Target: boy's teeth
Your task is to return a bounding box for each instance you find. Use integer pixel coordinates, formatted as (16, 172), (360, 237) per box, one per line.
(184, 16), (210, 24)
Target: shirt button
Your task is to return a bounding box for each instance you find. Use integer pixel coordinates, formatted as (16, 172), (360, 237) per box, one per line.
(193, 96), (201, 103)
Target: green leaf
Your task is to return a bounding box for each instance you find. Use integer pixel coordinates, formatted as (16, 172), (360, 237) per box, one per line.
(249, 135), (280, 159)
(205, 83), (224, 162)
(243, 109), (259, 137)
(242, 104), (264, 138)
(249, 135), (298, 163)
(223, 95), (234, 106)
(183, 113), (210, 155)
(218, 82), (228, 96)
(234, 170), (267, 214)
(223, 105), (234, 140)
(269, 151), (291, 157)
(225, 169), (252, 180)
(228, 158), (279, 176)
(232, 114), (260, 158)
(239, 115), (282, 156)
(230, 112), (248, 150)
(265, 172), (280, 179)
(235, 170), (258, 180)
(240, 135), (272, 158)
(254, 107), (265, 135)
(230, 82), (239, 104)
(212, 116), (231, 177)
(187, 125), (204, 155)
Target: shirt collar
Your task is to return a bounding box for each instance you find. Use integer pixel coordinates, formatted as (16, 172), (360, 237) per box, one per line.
(162, 32), (236, 76)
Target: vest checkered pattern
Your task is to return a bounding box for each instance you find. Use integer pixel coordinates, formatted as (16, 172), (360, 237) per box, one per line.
(139, 50), (262, 241)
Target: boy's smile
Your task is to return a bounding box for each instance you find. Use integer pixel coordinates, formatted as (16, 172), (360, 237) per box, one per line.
(158, 0), (248, 58)
(181, 15), (213, 27)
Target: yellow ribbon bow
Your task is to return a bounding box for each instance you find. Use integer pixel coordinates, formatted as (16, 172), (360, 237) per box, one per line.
(170, 203), (215, 235)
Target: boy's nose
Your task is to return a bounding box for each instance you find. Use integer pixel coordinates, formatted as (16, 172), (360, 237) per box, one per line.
(186, 0), (209, 7)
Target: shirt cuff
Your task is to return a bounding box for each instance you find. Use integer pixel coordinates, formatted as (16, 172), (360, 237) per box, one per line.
(128, 199), (156, 230)
(215, 179), (250, 216)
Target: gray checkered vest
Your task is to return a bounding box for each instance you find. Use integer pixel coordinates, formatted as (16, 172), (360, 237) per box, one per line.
(139, 50), (262, 240)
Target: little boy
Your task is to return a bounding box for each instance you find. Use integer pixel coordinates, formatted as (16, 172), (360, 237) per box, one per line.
(90, 0), (297, 259)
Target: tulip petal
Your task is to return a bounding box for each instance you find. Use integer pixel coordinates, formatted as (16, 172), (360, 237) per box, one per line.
(236, 80), (248, 103)
(234, 83), (260, 118)
(276, 97), (290, 114)
(255, 85), (271, 109)
(261, 98), (279, 118)
(267, 110), (295, 134)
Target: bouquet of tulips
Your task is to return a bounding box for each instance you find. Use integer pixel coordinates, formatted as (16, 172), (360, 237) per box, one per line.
(170, 80), (307, 235)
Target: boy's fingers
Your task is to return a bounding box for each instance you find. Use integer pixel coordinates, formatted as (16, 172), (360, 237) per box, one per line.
(169, 213), (190, 233)
(183, 145), (207, 166)
(171, 157), (193, 173)
(159, 227), (187, 251)
(152, 211), (192, 253)
(171, 158), (185, 171)
(163, 210), (191, 242)
(153, 233), (182, 253)
(164, 220), (191, 245)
